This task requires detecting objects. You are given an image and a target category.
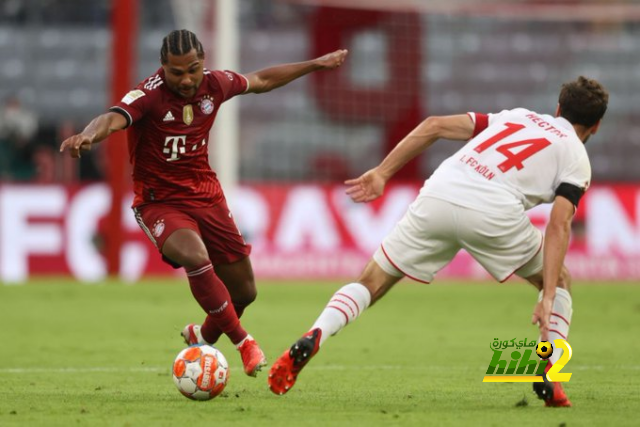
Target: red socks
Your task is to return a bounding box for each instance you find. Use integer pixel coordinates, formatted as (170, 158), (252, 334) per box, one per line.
(186, 263), (247, 344)
(201, 303), (248, 345)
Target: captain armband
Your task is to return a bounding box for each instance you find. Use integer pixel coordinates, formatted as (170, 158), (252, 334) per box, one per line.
(555, 183), (585, 208)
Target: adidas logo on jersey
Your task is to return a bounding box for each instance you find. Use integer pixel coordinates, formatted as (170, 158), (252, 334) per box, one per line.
(144, 74), (163, 90)
(163, 111), (175, 122)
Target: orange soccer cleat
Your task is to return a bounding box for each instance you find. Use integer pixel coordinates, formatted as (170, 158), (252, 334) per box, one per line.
(237, 337), (267, 377)
(533, 361), (572, 407)
(268, 328), (322, 395)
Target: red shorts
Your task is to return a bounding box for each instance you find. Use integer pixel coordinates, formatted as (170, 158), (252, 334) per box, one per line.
(133, 200), (251, 268)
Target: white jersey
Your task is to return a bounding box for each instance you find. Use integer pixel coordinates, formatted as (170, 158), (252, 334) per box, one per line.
(422, 108), (591, 214)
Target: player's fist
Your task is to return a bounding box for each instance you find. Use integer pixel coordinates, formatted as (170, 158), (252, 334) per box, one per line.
(316, 49), (348, 70)
(59, 134), (92, 158)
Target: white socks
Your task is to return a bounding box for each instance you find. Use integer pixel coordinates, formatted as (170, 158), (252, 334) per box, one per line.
(538, 287), (573, 365)
(311, 283), (372, 347)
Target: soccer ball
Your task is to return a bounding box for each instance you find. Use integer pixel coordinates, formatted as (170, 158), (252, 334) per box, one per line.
(536, 341), (554, 359)
(172, 345), (229, 400)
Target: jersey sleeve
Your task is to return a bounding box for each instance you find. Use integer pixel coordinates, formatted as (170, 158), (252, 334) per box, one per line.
(467, 109), (516, 137)
(558, 152), (591, 193)
(109, 86), (153, 128)
(467, 112), (489, 137)
(210, 70), (249, 102)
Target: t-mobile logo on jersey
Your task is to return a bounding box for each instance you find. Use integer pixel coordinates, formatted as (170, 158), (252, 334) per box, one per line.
(163, 135), (187, 162)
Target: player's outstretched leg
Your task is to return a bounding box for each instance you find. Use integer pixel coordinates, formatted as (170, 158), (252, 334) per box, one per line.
(268, 328), (322, 395)
(268, 282), (372, 395)
(237, 335), (268, 377)
(533, 361), (572, 407)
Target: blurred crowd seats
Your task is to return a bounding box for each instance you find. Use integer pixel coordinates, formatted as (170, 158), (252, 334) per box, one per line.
(1, 1), (637, 182)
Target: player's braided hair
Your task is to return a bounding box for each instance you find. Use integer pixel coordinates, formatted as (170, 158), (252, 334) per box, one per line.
(558, 76), (609, 128)
(160, 29), (204, 64)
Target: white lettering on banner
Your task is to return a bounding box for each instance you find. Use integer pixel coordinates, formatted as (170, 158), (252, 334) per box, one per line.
(2, 184), (640, 282)
(0, 185), (152, 284)
(336, 186), (417, 253)
(274, 186), (340, 251)
(0, 186), (66, 283)
(228, 187), (270, 252)
(587, 188), (640, 255)
(66, 184), (109, 281)
(566, 253), (640, 279)
(251, 251), (367, 278)
(66, 184), (149, 283)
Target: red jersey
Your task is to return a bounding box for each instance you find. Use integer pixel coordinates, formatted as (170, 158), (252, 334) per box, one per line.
(110, 68), (248, 208)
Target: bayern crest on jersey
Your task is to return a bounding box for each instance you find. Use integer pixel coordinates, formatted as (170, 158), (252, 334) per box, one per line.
(200, 97), (214, 115)
(152, 219), (165, 238)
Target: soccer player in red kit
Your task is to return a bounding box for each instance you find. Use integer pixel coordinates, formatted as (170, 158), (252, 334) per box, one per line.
(60, 29), (348, 378)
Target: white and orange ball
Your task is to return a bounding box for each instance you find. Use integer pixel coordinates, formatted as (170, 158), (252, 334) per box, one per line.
(172, 345), (229, 400)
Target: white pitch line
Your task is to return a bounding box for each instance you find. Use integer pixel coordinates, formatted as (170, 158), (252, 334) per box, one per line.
(0, 367), (166, 374)
(0, 365), (481, 374)
(0, 365), (638, 374)
(0, 365), (473, 374)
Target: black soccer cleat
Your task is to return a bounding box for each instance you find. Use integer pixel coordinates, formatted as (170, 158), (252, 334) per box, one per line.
(533, 364), (572, 407)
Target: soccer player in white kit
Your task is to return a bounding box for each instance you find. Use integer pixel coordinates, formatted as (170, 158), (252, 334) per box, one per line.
(268, 76), (609, 407)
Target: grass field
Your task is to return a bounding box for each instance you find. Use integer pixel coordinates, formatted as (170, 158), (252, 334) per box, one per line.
(1, 279), (639, 426)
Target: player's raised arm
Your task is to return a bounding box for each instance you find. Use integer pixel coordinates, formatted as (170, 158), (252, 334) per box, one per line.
(378, 114), (475, 179)
(243, 49), (348, 94)
(59, 111), (128, 158)
(345, 114), (474, 203)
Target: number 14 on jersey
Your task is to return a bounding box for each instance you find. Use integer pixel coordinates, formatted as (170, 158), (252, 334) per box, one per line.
(473, 123), (552, 172)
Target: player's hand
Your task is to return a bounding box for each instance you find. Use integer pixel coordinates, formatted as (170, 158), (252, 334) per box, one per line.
(531, 298), (553, 342)
(316, 49), (348, 70)
(59, 134), (92, 158)
(345, 168), (386, 203)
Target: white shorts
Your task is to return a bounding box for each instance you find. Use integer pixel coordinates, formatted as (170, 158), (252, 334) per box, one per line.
(373, 196), (543, 283)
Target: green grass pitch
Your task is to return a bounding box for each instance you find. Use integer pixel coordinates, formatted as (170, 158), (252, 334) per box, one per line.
(1, 279), (639, 426)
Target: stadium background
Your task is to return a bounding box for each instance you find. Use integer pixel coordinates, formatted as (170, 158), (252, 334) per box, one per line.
(1, 0), (639, 284)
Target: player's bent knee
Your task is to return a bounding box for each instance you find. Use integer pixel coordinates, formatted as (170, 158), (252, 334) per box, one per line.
(523, 271), (543, 291)
(180, 254), (211, 270)
(165, 247), (209, 270)
(162, 229), (210, 269)
(558, 266), (572, 292)
(522, 266), (571, 293)
(233, 284), (257, 306)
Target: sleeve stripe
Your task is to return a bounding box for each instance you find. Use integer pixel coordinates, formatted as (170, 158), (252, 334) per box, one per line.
(471, 113), (489, 137)
(240, 74), (250, 94)
(109, 106), (133, 128)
